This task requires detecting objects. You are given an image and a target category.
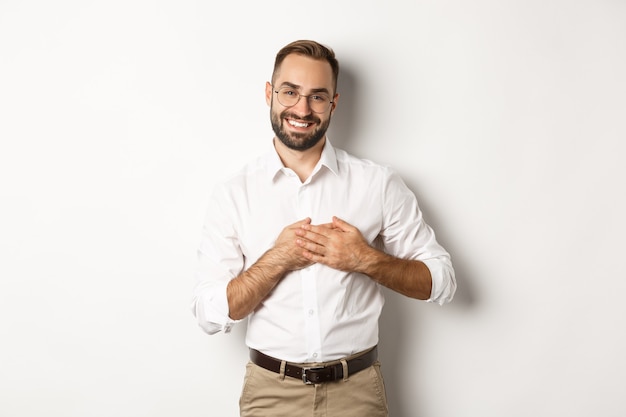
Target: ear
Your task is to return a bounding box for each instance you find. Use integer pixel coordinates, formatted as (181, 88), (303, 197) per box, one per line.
(330, 92), (339, 115)
(265, 82), (273, 106)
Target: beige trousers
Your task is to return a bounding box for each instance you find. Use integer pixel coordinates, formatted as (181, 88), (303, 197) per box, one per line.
(239, 360), (389, 417)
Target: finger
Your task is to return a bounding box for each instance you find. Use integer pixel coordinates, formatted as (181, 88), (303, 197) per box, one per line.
(289, 218), (312, 233)
(332, 216), (353, 232)
(301, 249), (324, 263)
(296, 238), (325, 255)
(302, 223), (334, 238)
(294, 217), (312, 226)
(296, 228), (328, 246)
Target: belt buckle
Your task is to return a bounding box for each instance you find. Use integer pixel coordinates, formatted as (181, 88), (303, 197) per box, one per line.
(301, 366), (324, 385)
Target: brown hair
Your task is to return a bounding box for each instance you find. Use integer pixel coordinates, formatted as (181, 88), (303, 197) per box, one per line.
(272, 40), (340, 93)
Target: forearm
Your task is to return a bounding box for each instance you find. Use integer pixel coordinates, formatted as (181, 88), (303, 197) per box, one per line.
(356, 246), (432, 300)
(226, 249), (290, 320)
(227, 218), (315, 320)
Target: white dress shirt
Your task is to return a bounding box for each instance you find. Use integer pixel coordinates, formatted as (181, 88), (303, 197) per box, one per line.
(192, 139), (456, 362)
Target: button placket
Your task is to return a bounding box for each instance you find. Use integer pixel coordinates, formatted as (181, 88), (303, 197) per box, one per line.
(296, 181), (322, 361)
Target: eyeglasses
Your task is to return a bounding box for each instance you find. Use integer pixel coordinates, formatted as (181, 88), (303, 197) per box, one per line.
(273, 87), (334, 113)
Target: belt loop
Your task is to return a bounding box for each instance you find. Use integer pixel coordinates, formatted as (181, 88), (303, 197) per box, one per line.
(340, 359), (349, 382)
(279, 360), (286, 381)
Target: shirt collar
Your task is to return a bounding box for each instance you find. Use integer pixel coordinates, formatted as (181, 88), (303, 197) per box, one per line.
(265, 138), (339, 181)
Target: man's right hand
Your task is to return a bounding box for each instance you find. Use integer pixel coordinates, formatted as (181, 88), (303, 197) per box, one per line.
(269, 217), (315, 272)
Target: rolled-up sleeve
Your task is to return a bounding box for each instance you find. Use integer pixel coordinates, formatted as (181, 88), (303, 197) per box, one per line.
(422, 257), (456, 305)
(191, 185), (244, 334)
(380, 169), (457, 305)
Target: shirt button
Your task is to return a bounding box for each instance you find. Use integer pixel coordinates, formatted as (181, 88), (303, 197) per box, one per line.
(312, 353), (318, 358)
(308, 309), (315, 316)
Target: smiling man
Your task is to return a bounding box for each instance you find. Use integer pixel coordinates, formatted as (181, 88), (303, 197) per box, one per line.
(192, 40), (456, 417)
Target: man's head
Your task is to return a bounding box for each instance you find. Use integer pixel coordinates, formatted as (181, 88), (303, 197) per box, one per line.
(266, 40), (340, 151)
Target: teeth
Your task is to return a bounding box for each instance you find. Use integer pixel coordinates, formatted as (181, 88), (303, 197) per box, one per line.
(288, 120), (310, 128)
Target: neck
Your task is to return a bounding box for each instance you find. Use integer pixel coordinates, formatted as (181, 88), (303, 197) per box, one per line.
(273, 137), (326, 182)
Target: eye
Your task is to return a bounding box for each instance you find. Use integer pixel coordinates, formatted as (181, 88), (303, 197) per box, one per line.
(281, 88), (298, 97)
(310, 94), (329, 102)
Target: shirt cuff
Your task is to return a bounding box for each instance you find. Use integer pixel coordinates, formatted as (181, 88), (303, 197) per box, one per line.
(422, 258), (456, 306)
(194, 281), (242, 334)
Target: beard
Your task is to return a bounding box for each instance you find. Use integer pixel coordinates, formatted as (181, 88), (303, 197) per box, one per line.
(270, 107), (331, 151)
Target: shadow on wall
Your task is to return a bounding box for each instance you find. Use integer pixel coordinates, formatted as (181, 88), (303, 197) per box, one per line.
(327, 62), (361, 154)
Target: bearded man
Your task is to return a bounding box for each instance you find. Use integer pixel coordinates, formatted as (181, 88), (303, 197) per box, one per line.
(192, 39), (456, 417)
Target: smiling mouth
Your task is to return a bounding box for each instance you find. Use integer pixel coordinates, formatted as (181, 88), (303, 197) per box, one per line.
(287, 119), (312, 128)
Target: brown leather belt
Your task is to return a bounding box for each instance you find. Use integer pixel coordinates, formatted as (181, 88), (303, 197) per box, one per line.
(249, 346), (378, 385)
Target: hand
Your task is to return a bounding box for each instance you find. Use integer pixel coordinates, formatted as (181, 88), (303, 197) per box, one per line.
(270, 218), (316, 271)
(295, 216), (373, 272)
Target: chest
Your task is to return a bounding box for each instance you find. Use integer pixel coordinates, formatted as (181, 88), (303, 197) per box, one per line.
(234, 174), (384, 265)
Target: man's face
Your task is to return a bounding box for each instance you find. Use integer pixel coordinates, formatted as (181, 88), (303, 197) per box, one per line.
(266, 54), (338, 151)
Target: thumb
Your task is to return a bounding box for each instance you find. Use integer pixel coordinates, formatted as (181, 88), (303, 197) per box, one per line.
(332, 216), (351, 231)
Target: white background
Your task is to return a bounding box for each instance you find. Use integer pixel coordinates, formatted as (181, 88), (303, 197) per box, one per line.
(1, 1), (625, 416)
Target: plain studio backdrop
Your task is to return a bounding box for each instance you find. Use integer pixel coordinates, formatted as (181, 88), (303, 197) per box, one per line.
(1, 1), (625, 416)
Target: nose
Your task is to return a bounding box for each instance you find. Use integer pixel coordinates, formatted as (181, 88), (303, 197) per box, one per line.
(291, 95), (313, 116)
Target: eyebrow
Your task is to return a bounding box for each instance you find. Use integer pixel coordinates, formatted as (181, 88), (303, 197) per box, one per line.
(278, 81), (331, 95)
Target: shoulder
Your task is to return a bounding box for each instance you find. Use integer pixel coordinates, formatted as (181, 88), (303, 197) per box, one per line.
(218, 151), (272, 186)
(333, 147), (415, 202)
(334, 147), (396, 178)
(206, 152), (272, 207)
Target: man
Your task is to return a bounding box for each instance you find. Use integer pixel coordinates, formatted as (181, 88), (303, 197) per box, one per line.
(192, 40), (456, 416)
